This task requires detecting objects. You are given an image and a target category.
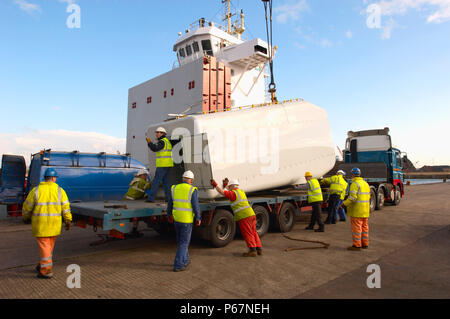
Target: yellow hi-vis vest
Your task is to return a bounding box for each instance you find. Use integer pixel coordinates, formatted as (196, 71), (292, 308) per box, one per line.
(22, 182), (72, 237)
(124, 177), (151, 200)
(340, 178), (348, 200)
(156, 137), (174, 167)
(328, 175), (347, 195)
(343, 177), (371, 218)
(171, 183), (197, 223)
(230, 189), (255, 222)
(307, 178), (323, 203)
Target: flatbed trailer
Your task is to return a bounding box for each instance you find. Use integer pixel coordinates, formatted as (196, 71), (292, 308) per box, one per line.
(71, 190), (331, 247)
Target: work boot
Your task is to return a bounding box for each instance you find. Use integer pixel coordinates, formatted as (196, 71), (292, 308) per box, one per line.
(35, 264), (41, 273)
(305, 225), (314, 230)
(362, 246), (369, 249)
(37, 271), (53, 279)
(242, 249), (257, 257)
(256, 248), (263, 256)
(347, 246), (362, 251)
(314, 225), (325, 232)
(173, 267), (186, 272)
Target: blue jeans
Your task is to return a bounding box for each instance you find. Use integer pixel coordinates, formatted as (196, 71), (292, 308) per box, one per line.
(336, 199), (347, 221)
(174, 222), (193, 270)
(147, 167), (171, 201)
(326, 194), (340, 223)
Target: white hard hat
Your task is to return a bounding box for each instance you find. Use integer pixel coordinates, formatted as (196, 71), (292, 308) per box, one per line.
(155, 127), (167, 134)
(182, 170), (194, 180)
(229, 179), (239, 186)
(337, 170), (346, 176)
(136, 169), (148, 176)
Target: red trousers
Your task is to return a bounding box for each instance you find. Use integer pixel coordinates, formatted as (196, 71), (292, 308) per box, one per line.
(351, 217), (369, 248)
(238, 215), (262, 249)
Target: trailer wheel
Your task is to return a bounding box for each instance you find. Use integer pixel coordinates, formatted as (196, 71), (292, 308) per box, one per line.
(209, 209), (236, 248)
(370, 188), (376, 213)
(276, 202), (296, 233)
(392, 185), (401, 206)
(253, 205), (270, 238)
(376, 187), (385, 210)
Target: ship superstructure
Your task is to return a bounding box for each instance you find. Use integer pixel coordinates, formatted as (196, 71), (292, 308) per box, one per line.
(127, 1), (273, 164)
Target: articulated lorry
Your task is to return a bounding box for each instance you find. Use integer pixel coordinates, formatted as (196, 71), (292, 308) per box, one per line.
(331, 127), (406, 213)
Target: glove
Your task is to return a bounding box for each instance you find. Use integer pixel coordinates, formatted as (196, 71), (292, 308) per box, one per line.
(65, 221), (72, 231)
(210, 179), (218, 188)
(222, 178), (229, 188)
(146, 137), (152, 144)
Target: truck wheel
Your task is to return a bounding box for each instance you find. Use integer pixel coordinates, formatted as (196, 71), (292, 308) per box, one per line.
(392, 185), (401, 206)
(253, 205), (270, 238)
(276, 202), (296, 233)
(208, 209), (236, 248)
(370, 188), (376, 213)
(376, 187), (385, 210)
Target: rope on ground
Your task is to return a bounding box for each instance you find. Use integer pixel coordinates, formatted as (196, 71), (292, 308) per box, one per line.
(282, 233), (330, 252)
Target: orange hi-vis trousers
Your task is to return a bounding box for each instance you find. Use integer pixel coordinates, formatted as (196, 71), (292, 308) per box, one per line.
(351, 217), (369, 248)
(36, 237), (57, 275)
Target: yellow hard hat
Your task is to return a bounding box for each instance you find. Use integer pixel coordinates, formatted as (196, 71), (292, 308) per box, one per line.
(304, 171), (312, 177)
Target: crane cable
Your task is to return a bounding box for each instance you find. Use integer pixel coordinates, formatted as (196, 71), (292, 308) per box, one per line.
(262, 0), (277, 103)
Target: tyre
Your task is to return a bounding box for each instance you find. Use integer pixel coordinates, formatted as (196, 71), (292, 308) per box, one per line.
(208, 209), (236, 247)
(275, 202), (296, 233)
(375, 187), (385, 210)
(392, 185), (401, 206)
(253, 205), (270, 238)
(370, 188), (376, 214)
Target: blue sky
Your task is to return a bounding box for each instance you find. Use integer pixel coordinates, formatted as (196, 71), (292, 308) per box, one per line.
(1, 0), (449, 167)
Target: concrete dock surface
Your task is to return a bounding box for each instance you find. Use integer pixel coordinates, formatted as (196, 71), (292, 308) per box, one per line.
(0, 183), (449, 299)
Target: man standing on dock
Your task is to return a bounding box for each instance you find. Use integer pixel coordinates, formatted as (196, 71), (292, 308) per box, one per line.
(167, 170), (201, 272)
(210, 178), (262, 257)
(321, 170), (347, 224)
(22, 168), (72, 279)
(295, 172), (325, 232)
(341, 167), (371, 251)
(146, 127), (177, 202)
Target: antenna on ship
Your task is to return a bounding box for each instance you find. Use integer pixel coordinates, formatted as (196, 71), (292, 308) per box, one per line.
(261, 0), (277, 103)
(222, 0), (245, 39)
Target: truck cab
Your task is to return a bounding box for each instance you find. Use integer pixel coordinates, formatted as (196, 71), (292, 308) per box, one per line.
(336, 127), (405, 212)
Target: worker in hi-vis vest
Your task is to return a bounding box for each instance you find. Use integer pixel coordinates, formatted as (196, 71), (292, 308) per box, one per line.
(146, 127), (178, 202)
(321, 170), (348, 224)
(295, 171), (325, 232)
(210, 178), (262, 257)
(124, 169), (151, 200)
(22, 168), (72, 279)
(167, 170), (201, 272)
(341, 167), (371, 251)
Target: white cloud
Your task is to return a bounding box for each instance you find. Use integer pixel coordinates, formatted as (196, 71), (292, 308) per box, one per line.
(274, 0), (309, 24)
(14, 0), (41, 14)
(367, 0), (450, 38)
(58, 0), (76, 4)
(346, 30), (354, 38)
(320, 39), (333, 47)
(0, 129), (125, 166)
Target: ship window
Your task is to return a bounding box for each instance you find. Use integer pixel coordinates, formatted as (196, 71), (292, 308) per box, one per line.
(179, 48), (186, 59)
(201, 39), (213, 56)
(185, 44), (192, 56)
(192, 41), (200, 53)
